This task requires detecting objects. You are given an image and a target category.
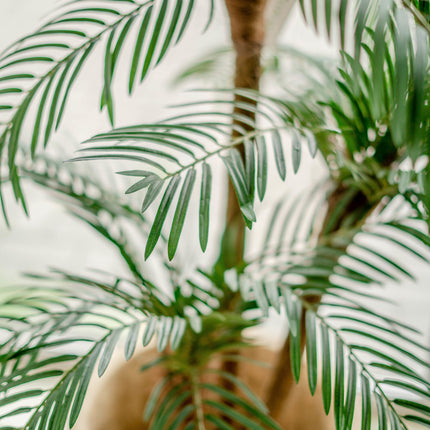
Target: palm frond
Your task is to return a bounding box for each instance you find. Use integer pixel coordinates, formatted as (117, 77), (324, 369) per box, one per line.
(142, 314), (280, 430)
(144, 376), (282, 430)
(73, 92), (319, 259)
(239, 268), (430, 429)
(239, 185), (430, 429)
(0, 0), (210, 223)
(15, 151), (161, 281)
(323, 1), (428, 156)
(298, 0), (430, 51)
(0, 268), (201, 429)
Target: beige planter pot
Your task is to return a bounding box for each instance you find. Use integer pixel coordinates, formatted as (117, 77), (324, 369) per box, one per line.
(83, 346), (331, 430)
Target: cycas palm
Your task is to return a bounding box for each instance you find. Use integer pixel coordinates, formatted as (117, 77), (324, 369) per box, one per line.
(0, 0), (430, 429)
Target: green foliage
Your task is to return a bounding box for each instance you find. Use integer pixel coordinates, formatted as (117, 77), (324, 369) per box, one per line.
(0, 0), (212, 223)
(242, 186), (430, 428)
(75, 93), (319, 258)
(1, 0), (430, 429)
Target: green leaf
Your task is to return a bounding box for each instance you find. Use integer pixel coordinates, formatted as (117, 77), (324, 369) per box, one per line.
(152, 387), (190, 429)
(410, 26), (428, 153)
(101, 29), (115, 126)
(169, 316), (186, 350)
(205, 0), (215, 31)
(306, 132), (317, 158)
(339, 0), (348, 51)
(50, 374), (76, 430)
(343, 357), (357, 429)
(361, 373), (371, 430)
(117, 169), (155, 177)
(354, 0), (371, 58)
(311, 0), (318, 29)
(69, 343), (102, 426)
(211, 369), (268, 413)
(321, 324), (332, 415)
(202, 383), (280, 429)
(144, 376), (172, 421)
(98, 329), (121, 377)
(298, 0), (306, 22)
(124, 321), (140, 361)
(325, 0), (332, 38)
(145, 175), (181, 259)
(56, 41), (96, 130)
(206, 414), (235, 430)
(141, 0), (169, 80)
(205, 400), (276, 430)
(0, 390), (44, 408)
(289, 300), (302, 383)
(291, 130), (301, 174)
(334, 339), (345, 430)
(404, 415), (430, 428)
(282, 288), (298, 337)
(223, 149), (256, 224)
(256, 135), (268, 201)
(264, 280), (281, 313)
(129, 6), (153, 93)
(156, 316), (173, 352)
(0, 407), (32, 420)
(112, 14), (136, 70)
(176, 0), (195, 43)
(0, 73), (34, 82)
(252, 280), (269, 317)
(306, 311), (317, 395)
(371, 0), (392, 120)
(141, 179), (164, 213)
(168, 168), (196, 260)
(125, 174), (160, 194)
(199, 162), (212, 252)
(388, 409), (402, 430)
(394, 399), (430, 416)
(142, 317), (158, 346)
(272, 130), (286, 180)
(156, 0), (183, 65)
(375, 392), (387, 430)
(244, 138), (256, 203)
(31, 76), (55, 156)
(44, 59), (74, 145)
(166, 404), (194, 430)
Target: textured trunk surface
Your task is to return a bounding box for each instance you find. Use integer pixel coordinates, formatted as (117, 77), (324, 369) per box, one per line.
(221, 0), (268, 269)
(219, 0), (269, 397)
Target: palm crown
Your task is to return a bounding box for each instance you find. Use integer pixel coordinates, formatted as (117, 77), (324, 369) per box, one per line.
(0, 0), (430, 429)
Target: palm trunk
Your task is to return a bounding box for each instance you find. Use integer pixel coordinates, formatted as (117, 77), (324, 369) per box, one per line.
(220, 0), (268, 395)
(220, 0), (268, 269)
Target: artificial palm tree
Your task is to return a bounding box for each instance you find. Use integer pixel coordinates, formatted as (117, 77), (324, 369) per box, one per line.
(0, 0), (430, 429)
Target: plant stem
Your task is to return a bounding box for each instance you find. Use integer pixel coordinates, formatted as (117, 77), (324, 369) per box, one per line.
(221, 0), (268, 270)
(220, 0), (268, 396)
(191, 371), (206, 430)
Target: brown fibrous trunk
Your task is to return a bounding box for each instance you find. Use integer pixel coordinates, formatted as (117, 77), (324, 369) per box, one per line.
(221, 0), (268, 394)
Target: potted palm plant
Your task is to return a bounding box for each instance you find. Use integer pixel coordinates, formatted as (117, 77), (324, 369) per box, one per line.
(1, 0), (430, 429)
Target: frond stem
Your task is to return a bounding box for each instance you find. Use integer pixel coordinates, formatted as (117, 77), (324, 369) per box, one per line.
(158, 125), (288, 178)
(23, 320), (138, 428)
(191, 370), (206, 430)
(307, 301), (409, 430)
